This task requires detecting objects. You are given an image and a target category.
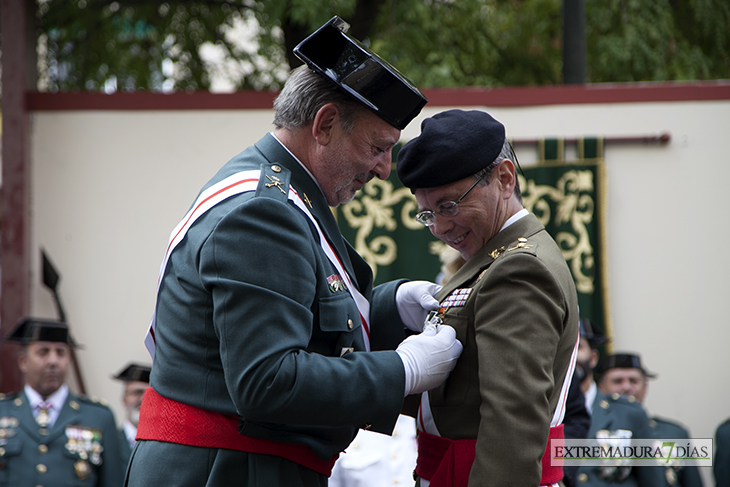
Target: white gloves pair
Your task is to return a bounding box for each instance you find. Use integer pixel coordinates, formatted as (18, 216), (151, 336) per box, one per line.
(395, 281), (463, 397)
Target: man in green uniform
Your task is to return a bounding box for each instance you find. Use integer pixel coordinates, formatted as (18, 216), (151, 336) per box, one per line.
(125, 17), (462, 487)
(598, 353), (704, 487)
(111, 363), (150, 468)
(396, 109), (580, 486)
(0, 318), (125, 487)
(576, 352), (665, 486)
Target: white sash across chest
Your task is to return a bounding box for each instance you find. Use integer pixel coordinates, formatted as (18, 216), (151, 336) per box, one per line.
(144, 169), (371, 360)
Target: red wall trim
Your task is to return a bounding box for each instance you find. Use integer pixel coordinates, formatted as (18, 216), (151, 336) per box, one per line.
(26, 80), (730, 111)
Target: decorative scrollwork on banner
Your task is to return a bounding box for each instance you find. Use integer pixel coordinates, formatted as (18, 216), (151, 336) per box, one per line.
(519, 170), (596, 294)
(340, 179), (423, 279)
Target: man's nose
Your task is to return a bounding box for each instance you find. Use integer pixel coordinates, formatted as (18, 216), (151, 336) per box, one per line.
(430, 213), (453, 238)
(372, 153), (392, 180)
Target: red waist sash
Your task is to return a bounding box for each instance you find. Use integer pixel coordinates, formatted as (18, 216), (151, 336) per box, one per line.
(136, 387), (338, 476)
(415, 424), (564, 486)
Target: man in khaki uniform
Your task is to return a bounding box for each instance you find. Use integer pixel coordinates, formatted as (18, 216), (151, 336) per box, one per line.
(397, 109), (580, 486)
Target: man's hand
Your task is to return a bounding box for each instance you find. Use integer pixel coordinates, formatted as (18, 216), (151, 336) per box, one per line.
(396, 281), (442, 332)
(396, 324), (463, 396)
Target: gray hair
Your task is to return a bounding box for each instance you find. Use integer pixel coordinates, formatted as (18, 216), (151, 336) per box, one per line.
(273, 65), (366, 134)
(474, 138), (522, 202)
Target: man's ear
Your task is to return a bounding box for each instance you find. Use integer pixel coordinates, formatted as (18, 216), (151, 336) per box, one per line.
(311, 103), (339, 146)
(18, 350), (28, 374)
(494, 159), (517, 197)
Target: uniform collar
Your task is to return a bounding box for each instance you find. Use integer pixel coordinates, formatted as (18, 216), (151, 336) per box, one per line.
(24, 383), (68, 410)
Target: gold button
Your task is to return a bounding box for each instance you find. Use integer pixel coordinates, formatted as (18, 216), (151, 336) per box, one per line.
(347, 319), (354, 330)
(14, 398), (23, 406)
(0, 447), (5, 456)
(600, 400), (609, 409)
(611, 393), (620, 400)
(36, 463), (47, 474)
(627, 395), (636, 403)
(70, 401), (80, 410)
(578, 472), (588, 483)
(38, 428), (49, 436)
(38, 444), (48, 454)
(271, 165), (282, 173)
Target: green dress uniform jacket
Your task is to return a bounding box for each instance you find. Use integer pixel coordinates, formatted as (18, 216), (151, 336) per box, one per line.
(423, 213), (580, 486)
(0, 390), (124, 487)
(650, 416), (704, 487)
(576, 392), (664, 487)
(715, 418), (730, 487)
(125, 134), (408, 487)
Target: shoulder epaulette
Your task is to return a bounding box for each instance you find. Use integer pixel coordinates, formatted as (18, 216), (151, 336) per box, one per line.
(76, 395), (111, 408)
(0, 391), (19, 401)
(489, 237), (537, 260)
(255, 163), (291, 203)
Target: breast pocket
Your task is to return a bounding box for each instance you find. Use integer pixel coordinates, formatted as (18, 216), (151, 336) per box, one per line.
(429, 313), (475, 407)
(314, 293), (363, 355)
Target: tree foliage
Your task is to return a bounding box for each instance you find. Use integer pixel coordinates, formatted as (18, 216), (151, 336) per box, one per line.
(34, 0), (730, 92)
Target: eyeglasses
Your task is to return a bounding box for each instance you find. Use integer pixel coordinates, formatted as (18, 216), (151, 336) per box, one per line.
(415, 175), (485, 226)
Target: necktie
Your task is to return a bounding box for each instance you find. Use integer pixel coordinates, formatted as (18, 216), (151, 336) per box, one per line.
(36, 401), (52, 427)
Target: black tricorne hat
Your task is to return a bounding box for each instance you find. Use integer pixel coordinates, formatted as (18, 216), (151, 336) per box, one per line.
(597, 353), (657, 378)
(4, 318), (78, 347)
(113, 363), (151, 383)
(397, 109), (506, 189)
(293, 16), (427, 130)
(579, 318), (610, 347)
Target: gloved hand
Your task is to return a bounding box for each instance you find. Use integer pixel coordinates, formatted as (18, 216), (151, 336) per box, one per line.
(396, 324), (463, 397)
(395, 281), (442, 332)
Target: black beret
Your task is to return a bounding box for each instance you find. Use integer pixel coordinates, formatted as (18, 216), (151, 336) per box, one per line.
(397, 109), (506, 189)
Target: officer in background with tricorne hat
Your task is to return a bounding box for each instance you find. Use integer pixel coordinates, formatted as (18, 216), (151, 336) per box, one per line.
(597, 353), (704, 487)
(0, 318), (124, 487)
(112, 363), (150, 467)
(575, 347), (664, 486)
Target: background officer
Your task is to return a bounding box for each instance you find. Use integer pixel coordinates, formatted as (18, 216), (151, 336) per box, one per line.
(575, 348), (664, 486)
(715, 418), (730, 487)
(112, 363), (150, 467)
(598, 353), (704, 487)
(0, 318), (124, 487)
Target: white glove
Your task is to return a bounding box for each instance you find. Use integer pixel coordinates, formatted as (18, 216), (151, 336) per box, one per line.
(396, 281), (442, 332)
(396, 324), (463, 397)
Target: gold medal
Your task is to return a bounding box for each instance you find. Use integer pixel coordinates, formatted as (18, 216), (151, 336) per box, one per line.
(36, 409), (50, 427)
(74, 459), (91, 480)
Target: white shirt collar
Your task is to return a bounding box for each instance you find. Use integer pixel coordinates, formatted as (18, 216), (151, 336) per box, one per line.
(500, 208), (529, 233)
(123, 420), (138, 448)
(25, 384), (68, 427)
(270, 132), (324, 195)
(585, 381), (597, 414)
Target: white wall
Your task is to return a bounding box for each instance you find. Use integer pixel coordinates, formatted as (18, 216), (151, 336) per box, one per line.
(30, 100), (729, 483)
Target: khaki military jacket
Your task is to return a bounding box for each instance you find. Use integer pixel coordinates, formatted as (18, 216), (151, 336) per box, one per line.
(426, 213), (579, 486)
